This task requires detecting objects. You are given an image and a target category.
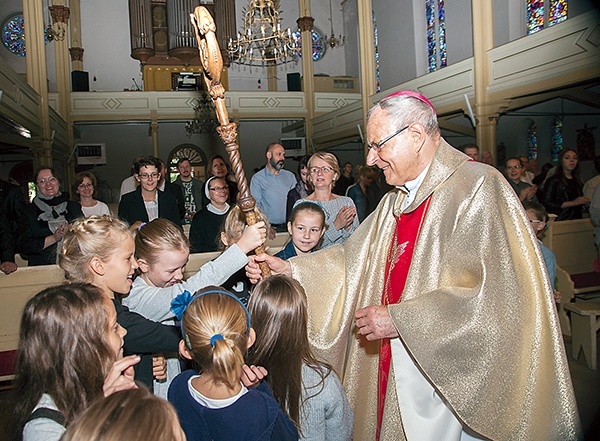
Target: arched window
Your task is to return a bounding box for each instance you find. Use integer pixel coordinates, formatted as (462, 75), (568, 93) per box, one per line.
(292, 28), (327, 61)
(2, 14), (26, 57)
(526, 0), (568, 35)
(426, 0), (446, 73)
(551, 116), (563, 162)
(168, 144), (207, 182)
(528, 121), (538, 160)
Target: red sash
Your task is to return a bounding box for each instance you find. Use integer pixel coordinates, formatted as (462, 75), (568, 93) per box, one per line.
(376, 197), (431, 440)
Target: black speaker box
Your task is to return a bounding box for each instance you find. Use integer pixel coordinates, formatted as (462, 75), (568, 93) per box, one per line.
(287, 72), (302, 91)
(71, 70), (89, 92)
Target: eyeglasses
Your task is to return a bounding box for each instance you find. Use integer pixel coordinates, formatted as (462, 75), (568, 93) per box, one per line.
(529, 219), (543, 224)
(139, 173), (159, 180)
(367, 125), (409, 152)
(309, 166), (334, 174)
(506, 165), (522, 170)
(78, 182), (93, 189)
(209, 186), (229, 192)
(37, 177), (58, 185)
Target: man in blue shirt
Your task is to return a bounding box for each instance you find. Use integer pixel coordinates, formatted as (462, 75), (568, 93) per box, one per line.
(250, 143), (297, 230)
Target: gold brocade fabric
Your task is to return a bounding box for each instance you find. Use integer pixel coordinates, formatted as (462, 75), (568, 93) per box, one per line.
(290, 139), (580, 441)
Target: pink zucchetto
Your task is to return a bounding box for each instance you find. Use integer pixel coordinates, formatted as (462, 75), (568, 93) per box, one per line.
(381, 90), (436, 115)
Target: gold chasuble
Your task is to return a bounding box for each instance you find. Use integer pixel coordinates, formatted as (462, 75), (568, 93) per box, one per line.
(289, 139), (580, 440)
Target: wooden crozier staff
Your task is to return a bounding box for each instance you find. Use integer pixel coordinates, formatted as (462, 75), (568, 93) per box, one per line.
(190, 6), (270, 276)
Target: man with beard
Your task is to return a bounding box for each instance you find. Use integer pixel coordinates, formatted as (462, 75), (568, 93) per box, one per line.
(250, 142), (297, 231)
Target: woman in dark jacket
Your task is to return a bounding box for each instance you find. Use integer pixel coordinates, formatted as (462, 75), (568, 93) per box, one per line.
(19, 167), (83, 266)
(542, 148), (590, 221)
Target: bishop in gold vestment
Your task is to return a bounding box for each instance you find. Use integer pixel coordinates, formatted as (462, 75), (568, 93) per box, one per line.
(251, 92), (580, 441)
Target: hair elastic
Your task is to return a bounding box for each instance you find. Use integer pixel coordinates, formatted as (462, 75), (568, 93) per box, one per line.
(382, 90), (436, 114)
(210, 334), (224, 347)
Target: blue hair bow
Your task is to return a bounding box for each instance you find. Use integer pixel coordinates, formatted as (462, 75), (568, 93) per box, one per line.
(171, 290), (193, 321)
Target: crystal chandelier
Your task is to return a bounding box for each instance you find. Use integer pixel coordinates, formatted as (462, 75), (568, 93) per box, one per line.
(227, 0), (297, 66)
(185, 92), (219, 136)
(45, 4), (69, 42)
(325, 0), (344, 49)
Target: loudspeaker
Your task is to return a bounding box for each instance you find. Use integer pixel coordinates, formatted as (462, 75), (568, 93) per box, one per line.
(287, 72), (301, 91)
(71, 70), (89, 92)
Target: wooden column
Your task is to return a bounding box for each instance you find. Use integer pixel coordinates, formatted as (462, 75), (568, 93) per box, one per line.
(151, 111), (159, 157)
(297, 2), (315, 149)
(23, 0), (52, 168)
(471, 0), (497, 155)
(69, 0), (84, 71)
(51, 0), (71, 120)
(357, 0), (375, 159)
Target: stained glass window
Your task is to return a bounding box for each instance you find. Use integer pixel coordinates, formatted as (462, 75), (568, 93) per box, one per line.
(2, 14), (26, 57)
(373, 11), (380, 93)
(426, 0), (446, 73)
(292, 28), (326, 61)
(549, 0), (568, 26)
(528, 122), (538, 160)
(527, 0), (568, 35)
(551, 116), (563, 161)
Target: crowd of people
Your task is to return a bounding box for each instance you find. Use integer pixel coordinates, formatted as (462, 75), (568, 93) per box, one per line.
(1, 89), (596, 441)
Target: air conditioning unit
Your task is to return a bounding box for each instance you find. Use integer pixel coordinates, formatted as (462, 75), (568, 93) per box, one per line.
(76, 143), (107, 165)
(280, 137), (306, 158)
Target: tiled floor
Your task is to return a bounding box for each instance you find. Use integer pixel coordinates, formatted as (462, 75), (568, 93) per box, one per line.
(0, 337), (598, 440)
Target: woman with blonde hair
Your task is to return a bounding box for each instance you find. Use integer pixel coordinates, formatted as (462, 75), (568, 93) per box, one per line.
(294, 152), (359, 248)
(71, 172), (111, 217)
(60, 388), (186, 441)
(167, 286), (297, 441)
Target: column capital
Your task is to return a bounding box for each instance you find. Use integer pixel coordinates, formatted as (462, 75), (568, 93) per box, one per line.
(69, 46), (84, 62)
(296, 16), (314, 32)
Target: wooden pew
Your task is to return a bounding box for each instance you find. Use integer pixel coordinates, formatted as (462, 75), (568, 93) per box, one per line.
(541, 217), (599, 297)
(0, 233), (289, 381)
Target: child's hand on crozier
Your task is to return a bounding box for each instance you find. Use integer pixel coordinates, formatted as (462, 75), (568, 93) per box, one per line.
(237, 221), (267, 254)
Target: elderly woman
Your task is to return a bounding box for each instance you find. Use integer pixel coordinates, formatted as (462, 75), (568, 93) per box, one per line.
(72, 172), (111, 217)
(189, 176), (231, 253)
(18, 167), (83, 266)
(202, 155), (238, 206)
(294, 152), (359, 248)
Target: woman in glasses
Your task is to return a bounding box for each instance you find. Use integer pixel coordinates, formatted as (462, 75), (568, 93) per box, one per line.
(18, 167), (83, 266)
(294, 152), (359, 249)
(189, 176), (231, 253)
(72, 172), (111, 217)
(118, 156), (181, 228)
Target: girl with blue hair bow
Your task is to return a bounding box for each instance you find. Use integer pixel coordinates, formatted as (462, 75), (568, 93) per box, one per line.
(168, 286), (298, 441)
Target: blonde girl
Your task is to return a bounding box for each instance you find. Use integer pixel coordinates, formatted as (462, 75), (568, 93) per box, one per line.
(10, 283), (137, 441)
(59, 215), (181, 390)
(275, 202), (326, 260)
(122, 217), (266, 397)
(61, 388), (186, 441)
(167, 286), (298, 441)
(248, 275), (353, 440)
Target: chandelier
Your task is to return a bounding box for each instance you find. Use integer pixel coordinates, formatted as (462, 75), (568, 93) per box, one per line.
(227, 0), (297, 66)
(44, 4), (69, 42)
(325, 0), (344, 49)
(185, 92), (219, 136)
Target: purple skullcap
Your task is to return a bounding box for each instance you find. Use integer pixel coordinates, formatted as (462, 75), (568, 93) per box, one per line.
(382, 90), (436, 115)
